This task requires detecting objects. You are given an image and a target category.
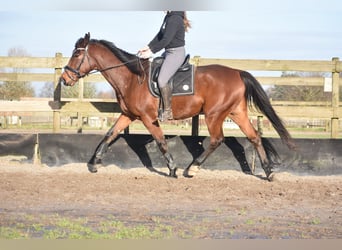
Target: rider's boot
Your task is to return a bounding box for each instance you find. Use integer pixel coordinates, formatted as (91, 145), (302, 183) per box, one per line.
(159, 85), (173, 121)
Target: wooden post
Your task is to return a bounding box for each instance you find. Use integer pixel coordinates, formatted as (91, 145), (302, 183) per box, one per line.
(191, 56), (201, 137)
(77, 78), (84, 132)
(53, 52), (63, 133)
(331, 57), (340, 138)
(77, 112), (83, 133)
(192, 115), (199, 136)
(78, 78), (84, 101)
(4, 115), (7, 129)
(251, 116), (263, 174)
(257, 116), (264, 135)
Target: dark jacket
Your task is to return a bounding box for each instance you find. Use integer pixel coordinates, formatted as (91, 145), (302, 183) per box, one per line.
(148, 11), (185, 54)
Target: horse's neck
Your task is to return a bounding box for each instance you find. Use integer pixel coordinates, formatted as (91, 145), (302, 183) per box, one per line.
(94, 50), (133, 89)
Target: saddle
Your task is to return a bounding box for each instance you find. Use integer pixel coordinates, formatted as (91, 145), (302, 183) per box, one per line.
(148, 54), (194, 98)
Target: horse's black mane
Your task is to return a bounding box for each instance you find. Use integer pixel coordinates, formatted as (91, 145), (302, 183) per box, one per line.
(90, 39), (144, 75)
(73, 36), (146, 75)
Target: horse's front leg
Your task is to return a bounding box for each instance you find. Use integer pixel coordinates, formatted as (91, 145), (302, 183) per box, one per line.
(156, 139), (177, 178)
(141, 117), (177, 178)
(88, 114), (133, 173)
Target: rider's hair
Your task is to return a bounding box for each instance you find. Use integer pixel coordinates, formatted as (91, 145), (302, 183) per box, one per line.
(183, 12), (192, 32)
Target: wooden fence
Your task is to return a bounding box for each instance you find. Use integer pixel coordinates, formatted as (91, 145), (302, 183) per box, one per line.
(0, 53), (341, 138)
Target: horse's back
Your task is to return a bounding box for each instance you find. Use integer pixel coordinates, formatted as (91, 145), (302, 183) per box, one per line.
(194, 64), (245, 96)
(171, 64), (246, 118)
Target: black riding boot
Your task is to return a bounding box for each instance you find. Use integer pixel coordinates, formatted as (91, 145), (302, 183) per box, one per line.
(159, 85), (173, 121)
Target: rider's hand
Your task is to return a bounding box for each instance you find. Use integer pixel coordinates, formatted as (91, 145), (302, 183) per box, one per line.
(138, 46), (153, 59)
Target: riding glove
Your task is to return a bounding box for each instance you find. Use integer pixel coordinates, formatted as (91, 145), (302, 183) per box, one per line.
(138, 46), (153, 59)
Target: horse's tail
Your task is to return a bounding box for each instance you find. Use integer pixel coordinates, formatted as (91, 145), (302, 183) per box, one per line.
(240, 70), (296, 150)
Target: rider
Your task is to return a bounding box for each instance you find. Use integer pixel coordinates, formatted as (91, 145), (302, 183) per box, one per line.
(139, 11), (191, 121)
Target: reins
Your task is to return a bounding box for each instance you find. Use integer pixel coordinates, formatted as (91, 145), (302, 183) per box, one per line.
(88, 58), (139, 75)
(64, 47), (147, 84)
(93, 54), (147, 84)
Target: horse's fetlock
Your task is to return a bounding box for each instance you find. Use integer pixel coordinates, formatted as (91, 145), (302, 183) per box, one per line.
(96, 142), (109, 158)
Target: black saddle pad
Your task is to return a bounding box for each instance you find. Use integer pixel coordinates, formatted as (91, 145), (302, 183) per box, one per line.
(148, 55), (194, 98)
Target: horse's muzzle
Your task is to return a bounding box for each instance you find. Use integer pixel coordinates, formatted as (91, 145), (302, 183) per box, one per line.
(59, 76), (67, 86)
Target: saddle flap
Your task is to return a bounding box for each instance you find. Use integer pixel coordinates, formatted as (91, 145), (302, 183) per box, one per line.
(148, 54), (194, 98)
(151, 54), (191, 83)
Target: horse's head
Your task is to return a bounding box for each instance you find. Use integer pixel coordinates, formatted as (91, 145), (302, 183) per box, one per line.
(59, 32), (93, 86)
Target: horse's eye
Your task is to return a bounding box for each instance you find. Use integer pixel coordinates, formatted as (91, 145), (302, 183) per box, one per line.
(73, 52), (80, 57)
(72, 49), (81, 57)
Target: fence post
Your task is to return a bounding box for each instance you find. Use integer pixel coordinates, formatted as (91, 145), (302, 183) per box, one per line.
(53, 52), (63, 133)
(77, 78), (84, 132)
(257, 116), (263, 135)
(331, 57), (340, 138)
(191, 56), (201, 136)
(192, 115), (199, 136)
(78, 78), (84, 101)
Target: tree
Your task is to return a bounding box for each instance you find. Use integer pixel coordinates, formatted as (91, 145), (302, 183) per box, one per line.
(96, 90), (116, 99)
(0, 47), (34, 100)
(39, 80), (98, 99)
(61, 81), (97, 98)
(267, 71), (332, 102)
(39, 82), (54, 98)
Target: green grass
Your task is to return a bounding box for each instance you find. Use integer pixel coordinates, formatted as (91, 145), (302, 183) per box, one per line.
(0, 214), (176, 239)
(0, 213), (330, 239)
(310, 218), (321, 225)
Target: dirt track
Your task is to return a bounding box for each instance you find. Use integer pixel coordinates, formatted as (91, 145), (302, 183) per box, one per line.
(0, 156), (341, 239)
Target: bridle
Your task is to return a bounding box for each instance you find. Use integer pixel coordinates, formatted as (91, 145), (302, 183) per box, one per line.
(63, 45), (146, 82)
(63, 47), (89, 81)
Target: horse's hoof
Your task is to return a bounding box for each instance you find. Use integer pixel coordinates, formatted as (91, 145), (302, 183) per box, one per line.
(169, 168), (178, 178)
(262, 163), (273, 181)
(243, 170), (253, 175)
(185, 165), (200, 178)
(87, 163), (98, 173)
(267, 172), (275, 182)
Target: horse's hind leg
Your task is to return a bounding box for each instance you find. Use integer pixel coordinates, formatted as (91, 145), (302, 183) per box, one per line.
(229, 111), (273, 180)
(88, 114), (133, 173)
(185, 115), (225, 177)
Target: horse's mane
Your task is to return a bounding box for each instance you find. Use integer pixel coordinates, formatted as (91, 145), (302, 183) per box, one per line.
(90, 39), (143, 75)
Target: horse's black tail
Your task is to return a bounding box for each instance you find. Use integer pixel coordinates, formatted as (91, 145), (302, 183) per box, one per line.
(240, 71), (296, 150)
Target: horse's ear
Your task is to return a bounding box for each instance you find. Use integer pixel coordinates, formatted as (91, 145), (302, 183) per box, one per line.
(84, 32), (90, 45)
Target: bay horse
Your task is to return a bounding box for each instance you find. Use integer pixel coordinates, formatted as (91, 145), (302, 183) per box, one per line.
(59, 33), (295, 180)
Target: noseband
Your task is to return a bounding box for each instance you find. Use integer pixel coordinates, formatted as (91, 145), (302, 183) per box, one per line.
(64, 47), (89, 81)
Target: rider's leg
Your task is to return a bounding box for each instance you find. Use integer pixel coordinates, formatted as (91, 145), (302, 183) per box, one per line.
(158, 46), (185, 121)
